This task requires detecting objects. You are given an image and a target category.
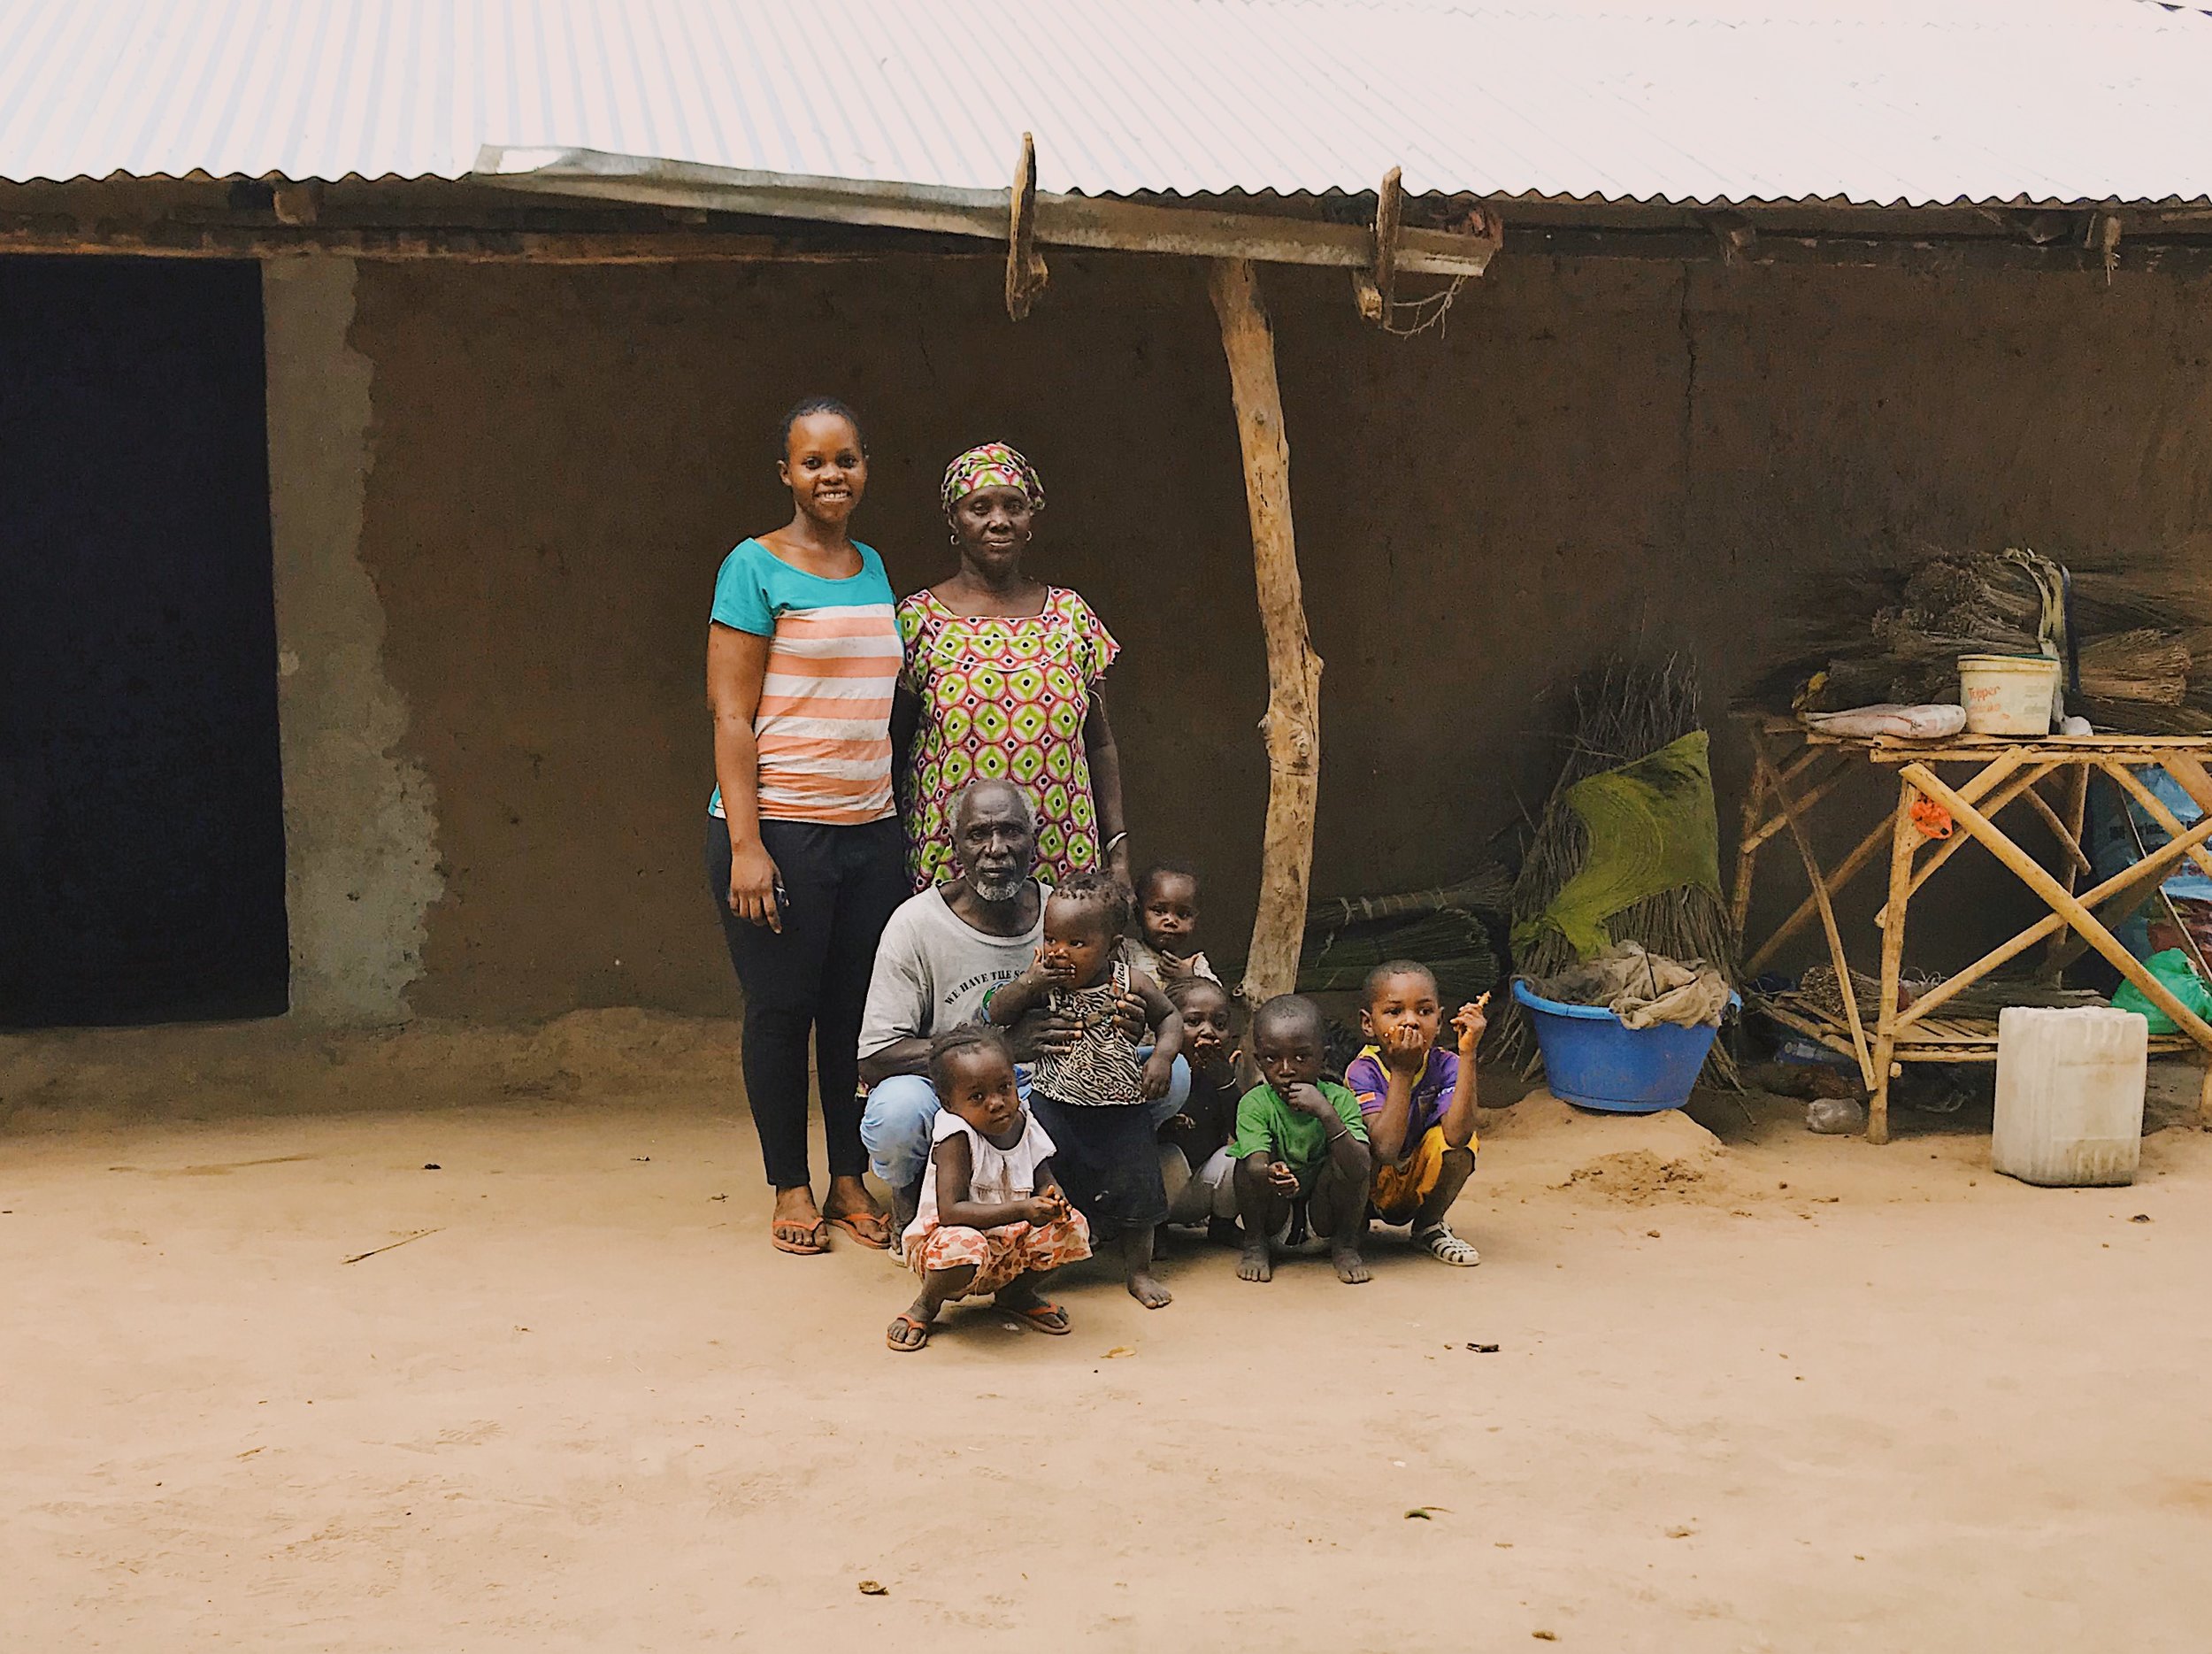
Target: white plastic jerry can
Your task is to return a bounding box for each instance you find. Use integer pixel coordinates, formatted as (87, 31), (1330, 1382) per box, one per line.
(1992, 1007), (2147, 1188)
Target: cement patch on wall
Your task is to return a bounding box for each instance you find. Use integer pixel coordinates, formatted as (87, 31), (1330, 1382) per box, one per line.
(265, 257), (442, 1022)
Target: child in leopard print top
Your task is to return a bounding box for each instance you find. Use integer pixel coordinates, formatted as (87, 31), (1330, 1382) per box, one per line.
(987, 872), (1184, 1308)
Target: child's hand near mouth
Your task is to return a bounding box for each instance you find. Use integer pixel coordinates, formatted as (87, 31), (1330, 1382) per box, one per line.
(1024, 942), (1078, 989)
(1452, 993), (1490, 1058)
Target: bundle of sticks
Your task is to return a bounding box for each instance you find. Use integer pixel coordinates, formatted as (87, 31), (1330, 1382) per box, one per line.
(1298, 869), (1509, 1009)
(1751, 549), (2212, 734)
(1500, 656), (1740, 1085)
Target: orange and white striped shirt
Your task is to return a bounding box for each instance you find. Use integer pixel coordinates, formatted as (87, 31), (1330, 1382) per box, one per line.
(708, 539), (902, 826)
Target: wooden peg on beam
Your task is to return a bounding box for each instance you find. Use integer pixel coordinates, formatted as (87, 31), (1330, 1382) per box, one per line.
(1355, 165), (1404, 323)
(1004, 131), (1048, 320)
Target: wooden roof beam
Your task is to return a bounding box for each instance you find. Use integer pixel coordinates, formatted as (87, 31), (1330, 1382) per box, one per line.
(472, 146), (1501, 278)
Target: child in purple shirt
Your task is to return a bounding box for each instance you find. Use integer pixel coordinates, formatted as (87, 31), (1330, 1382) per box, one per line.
(1342, 960), (1487, 1266)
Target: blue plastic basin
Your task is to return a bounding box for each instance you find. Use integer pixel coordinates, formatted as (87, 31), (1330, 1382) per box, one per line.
(1511, 979), (1739, 1114)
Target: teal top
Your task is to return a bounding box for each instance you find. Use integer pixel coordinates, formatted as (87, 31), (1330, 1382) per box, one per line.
(706, 538), (902, 824)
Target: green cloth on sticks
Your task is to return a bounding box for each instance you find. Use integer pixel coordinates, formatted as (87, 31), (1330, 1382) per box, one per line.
(1513, 731), (1722, 960)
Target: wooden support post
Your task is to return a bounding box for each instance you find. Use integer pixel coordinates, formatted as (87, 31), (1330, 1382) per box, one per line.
(1744, 811), (1893, 977)
(1760, 738), (1834, 798)
(2044, 758), (2212, 975)
(1868, 774), (1921, 1144)
(1210, 258), (1323, 1005)
(1355, 166), (1404, 323)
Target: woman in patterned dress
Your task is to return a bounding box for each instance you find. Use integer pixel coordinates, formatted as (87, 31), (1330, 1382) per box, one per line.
(893, 443), (1130, 892)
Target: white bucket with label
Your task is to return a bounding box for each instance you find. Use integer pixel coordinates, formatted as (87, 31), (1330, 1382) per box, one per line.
(1958, 653), (2061, 736)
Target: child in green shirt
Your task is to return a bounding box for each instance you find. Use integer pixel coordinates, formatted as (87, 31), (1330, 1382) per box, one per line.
(1230, 994), (1374, 1284)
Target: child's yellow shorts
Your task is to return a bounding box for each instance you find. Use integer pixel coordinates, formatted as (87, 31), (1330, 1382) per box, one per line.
(1370, 1125), (1473, 1224)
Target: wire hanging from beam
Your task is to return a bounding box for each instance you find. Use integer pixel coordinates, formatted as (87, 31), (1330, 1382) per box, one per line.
(1379, 274), (1467, 336)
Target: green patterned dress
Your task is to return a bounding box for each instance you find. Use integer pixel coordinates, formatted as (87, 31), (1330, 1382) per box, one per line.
(895, 586), (1119, 890)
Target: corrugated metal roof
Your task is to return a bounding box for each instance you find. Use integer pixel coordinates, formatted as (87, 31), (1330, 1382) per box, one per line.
(3, 0), (2211, 209)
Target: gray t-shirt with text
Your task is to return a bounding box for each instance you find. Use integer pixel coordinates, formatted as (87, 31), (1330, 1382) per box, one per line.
(856, 883), (1051, 1058)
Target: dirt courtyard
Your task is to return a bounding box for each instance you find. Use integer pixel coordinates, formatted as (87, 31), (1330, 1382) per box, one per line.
(6, 1013), (2211, 1651)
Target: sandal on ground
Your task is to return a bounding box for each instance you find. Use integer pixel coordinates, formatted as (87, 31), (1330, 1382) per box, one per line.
(1001, 1299), (1071, 1335)
(826, 1209), (895, 1250)
(886, 1311), (933, 1352)
(1415, 1223), (1481, 1266)
(771, 1215), (830, 1256)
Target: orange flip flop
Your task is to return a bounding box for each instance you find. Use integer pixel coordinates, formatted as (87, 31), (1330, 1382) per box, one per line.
(826, 1210), (894, 1250)
(771, 1215), (829, 1256)
(1003, 1300), (1071, 1335)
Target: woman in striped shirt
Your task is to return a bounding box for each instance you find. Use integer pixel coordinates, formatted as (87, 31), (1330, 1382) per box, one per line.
(705, 398), (909, 1256)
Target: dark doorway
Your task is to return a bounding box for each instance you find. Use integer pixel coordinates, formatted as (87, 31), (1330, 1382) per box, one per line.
(0, 258), (288, 1026)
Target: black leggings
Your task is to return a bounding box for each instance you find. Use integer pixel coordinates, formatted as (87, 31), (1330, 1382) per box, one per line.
(704, 815), (908, 1189)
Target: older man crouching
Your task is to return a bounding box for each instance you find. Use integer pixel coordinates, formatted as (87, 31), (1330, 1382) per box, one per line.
(858, 778), (1188, 1238)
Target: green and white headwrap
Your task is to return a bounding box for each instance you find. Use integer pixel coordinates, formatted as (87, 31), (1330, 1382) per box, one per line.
(941, 442), (1045, 514)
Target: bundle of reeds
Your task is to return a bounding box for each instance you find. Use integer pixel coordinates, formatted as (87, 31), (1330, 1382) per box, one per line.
(1306, 868), (1512, 933)
(1292, 871), (1522, 1079)
(1299, 907), (1500, 1008)
(1214, 870), (1512, 1014)
(1499, 657), (1740, 1085)
(1294, 869), (1510, 1010)
(2078, 629), (2192, 706)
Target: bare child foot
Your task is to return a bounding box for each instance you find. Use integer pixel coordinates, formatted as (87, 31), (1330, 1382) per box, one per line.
(1118, 1229), (1171, 1308)
(1238, 1239), (1273, 1282)
(1333, 1244), (1372, 1285)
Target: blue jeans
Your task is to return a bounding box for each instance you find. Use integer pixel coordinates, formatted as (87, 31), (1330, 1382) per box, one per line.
(860, 1054), (1190, 1189)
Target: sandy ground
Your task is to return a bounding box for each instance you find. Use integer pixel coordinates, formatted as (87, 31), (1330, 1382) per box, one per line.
(7, 1013), (2212, 1652)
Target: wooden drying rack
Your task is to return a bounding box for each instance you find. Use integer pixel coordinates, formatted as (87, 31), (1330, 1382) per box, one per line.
(1732, 717), (2212, 1142)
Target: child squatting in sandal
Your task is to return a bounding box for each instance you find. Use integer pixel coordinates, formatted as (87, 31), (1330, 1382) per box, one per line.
(1342, 961), (1488, 1266)
(887, 1027), (1091, 1352)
